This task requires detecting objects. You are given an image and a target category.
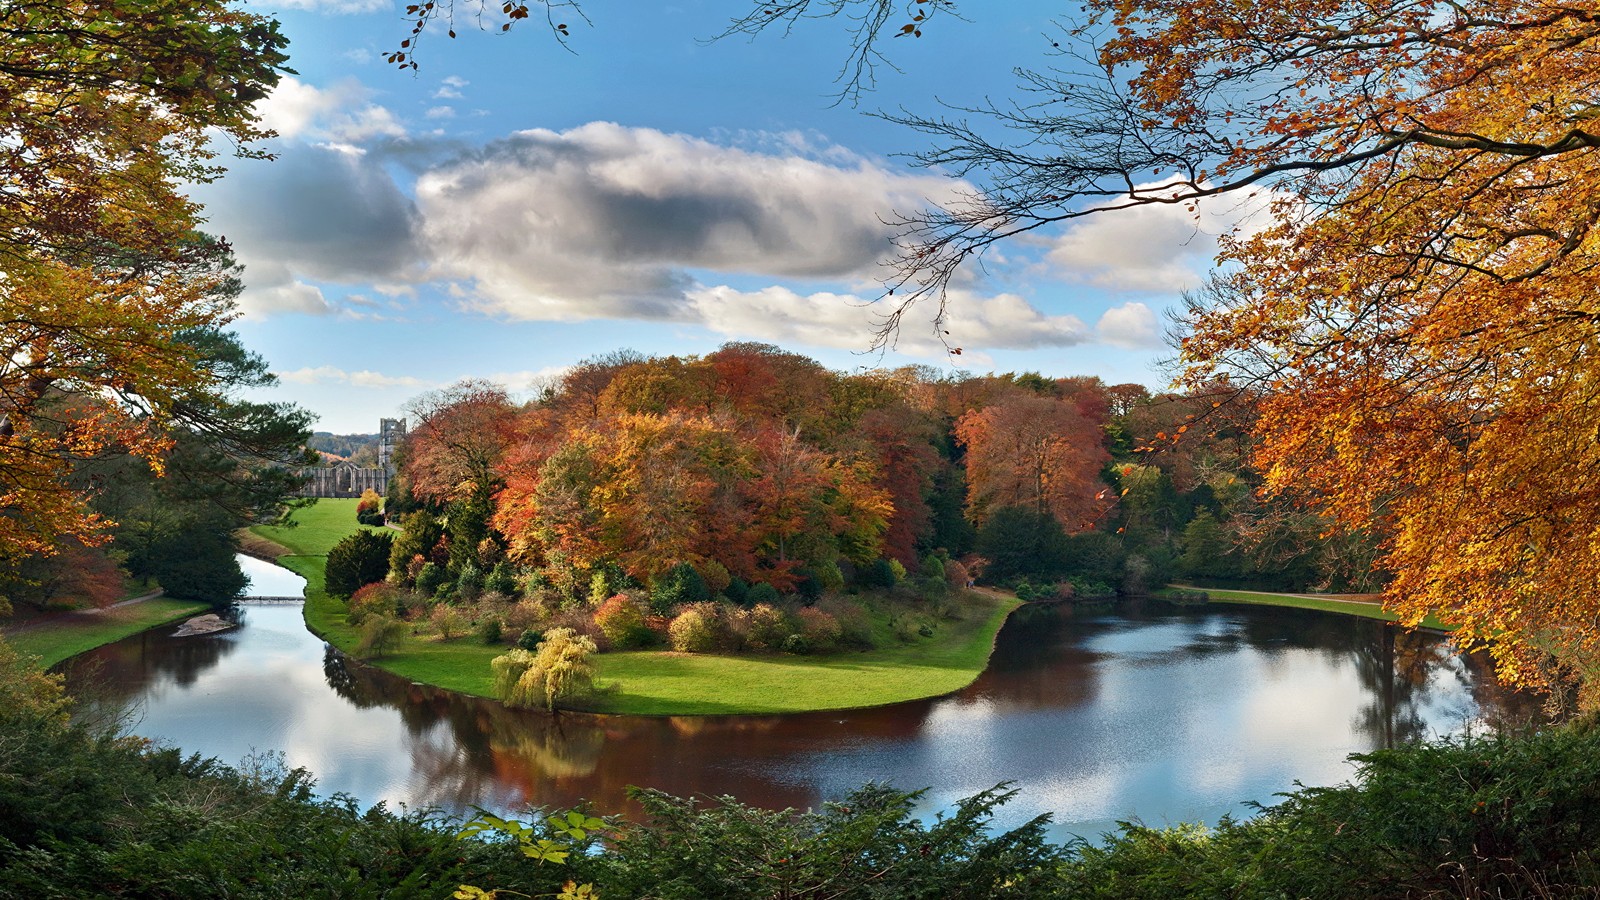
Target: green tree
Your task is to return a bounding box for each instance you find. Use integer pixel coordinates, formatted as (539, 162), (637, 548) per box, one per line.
(491, 627), (597, 711)
(324, 530), (395, 600)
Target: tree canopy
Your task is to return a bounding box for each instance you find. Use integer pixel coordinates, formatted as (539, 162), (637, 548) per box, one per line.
(0, 0), (292, 570)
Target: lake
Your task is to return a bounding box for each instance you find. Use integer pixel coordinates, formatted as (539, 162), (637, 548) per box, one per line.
(61, 555), (1532, 842)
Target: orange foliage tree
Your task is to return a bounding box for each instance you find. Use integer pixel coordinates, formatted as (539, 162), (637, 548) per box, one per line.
(955, 392), (1111, 533)
(679, 0), (1600, 695)
(0, 0), (289, 570)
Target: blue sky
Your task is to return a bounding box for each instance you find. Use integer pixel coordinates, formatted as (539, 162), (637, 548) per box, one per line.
(200, 0), (1231, 433)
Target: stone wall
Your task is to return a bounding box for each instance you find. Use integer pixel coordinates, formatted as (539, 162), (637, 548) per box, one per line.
(297, 465), (388, 499)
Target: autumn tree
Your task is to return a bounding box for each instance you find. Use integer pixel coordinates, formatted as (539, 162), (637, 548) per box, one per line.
(0, 0), (290, 571)
(954, 392), (1111, 533)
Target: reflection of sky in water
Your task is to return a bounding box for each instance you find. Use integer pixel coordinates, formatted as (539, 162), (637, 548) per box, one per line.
(744, 610), (1501, 843)
(238, 554), (307, 597)
(71, 562), (1526, 845)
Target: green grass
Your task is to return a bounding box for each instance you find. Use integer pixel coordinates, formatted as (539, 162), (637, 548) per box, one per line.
(1162, 586), (1453, 631)
(259, 500), (1021, 715)
(4, 598), (212, 668)
(251, 498), (386, 556)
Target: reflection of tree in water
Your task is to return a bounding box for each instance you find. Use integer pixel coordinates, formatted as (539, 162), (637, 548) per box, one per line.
(974, 603), (1103, 712)
(1350, 624), (1450, 748)
(62, 606), (244, 703)
(321, 645), (606, 811)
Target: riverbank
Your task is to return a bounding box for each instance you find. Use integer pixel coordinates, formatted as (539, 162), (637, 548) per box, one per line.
(251, 499), (1021, 715)
(1163, 585), (1453, 631)
(3, 596), (212, 668)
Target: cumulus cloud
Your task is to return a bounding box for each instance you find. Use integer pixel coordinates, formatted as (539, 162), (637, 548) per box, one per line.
(278, 366), (428, 389)
(686, 285), (1089, 357)
(1047, 178), (1277, 293)
(255, 77), (405, 144)
(1095, 302), (1162, 348)
(416, 122), (956, 320)
(196, 144), (422, 316)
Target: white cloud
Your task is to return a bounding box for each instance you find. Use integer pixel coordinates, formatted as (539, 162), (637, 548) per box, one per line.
(416, 122), (959, 321)
(237, 276), (333, 319)
(278, 366), (428, 389)
(686, 285), (1089, 357)
(254, 77), (405, 144)
(1095, 302), (1162, 348)
(425, 106), (455, 120)
(267, 0), (389, 13)
(1046, 178), (1278, 294)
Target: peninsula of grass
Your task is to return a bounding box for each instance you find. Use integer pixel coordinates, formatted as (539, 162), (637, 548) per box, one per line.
(253, 499), (1022, 716)
(5, 597), (211, 668)
(1162, 585), (1453, 631)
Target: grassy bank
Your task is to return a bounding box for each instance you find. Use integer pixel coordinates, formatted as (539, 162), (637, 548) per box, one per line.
(4, 598), (212, 668)
(253, 499), (1020, 715)
(1164, 586), (1453, 631)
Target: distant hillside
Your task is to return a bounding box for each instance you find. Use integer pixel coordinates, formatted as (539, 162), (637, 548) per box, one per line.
(306, 432), (379, 466)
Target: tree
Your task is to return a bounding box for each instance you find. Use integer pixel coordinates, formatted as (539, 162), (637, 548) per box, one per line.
(955, 393), (1111, 533)
(491, 627), (597, 711)
(0, 0), (289, 571)
(324, 530), (395, 599)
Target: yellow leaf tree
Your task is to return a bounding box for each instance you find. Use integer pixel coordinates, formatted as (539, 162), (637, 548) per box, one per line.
(0, 0), (290, 569)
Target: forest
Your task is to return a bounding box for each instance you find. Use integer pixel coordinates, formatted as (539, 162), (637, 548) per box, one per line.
(376, 344), (1377, 616)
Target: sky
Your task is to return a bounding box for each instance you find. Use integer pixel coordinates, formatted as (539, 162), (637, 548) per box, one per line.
(201, 0), (1234, 434)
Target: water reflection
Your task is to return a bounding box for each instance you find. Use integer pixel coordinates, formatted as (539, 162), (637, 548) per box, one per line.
(62, 568), (1536, 843)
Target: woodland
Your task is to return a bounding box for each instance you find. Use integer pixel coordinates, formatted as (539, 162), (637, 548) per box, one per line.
(4, 0), (1600, 894)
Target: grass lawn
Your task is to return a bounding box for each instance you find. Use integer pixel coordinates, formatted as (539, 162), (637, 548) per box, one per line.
(257, 499), (1022, 715)
(1163, 586), (1453, 631)
(5, 598), (212, 668)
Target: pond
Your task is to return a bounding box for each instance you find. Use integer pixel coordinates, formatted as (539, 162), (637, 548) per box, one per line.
(61, 556), (1533, 842)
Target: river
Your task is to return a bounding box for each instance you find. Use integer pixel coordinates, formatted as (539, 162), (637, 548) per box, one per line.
(60, 555), (1532, 842)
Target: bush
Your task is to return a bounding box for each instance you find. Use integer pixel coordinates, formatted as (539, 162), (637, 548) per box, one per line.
(723, 577), (751, 607)
(516, 628), (544, 651)
(477, 617), (503, 645)
(859, 558), (898, 590)
(794, 607), (841, 653)
(346, 581), (401, 624)
(818, 597), (874, 648)
(734, 603), (793, 650)
(486, 562), (519, 597)
(356, 488), (384, 525)
(594, 593), (652, 650)
(649, 562), (710, 614)
(430, 603), (467, 640)
(667, 602), (729, 653)
(323, 530), (395, 599)
(747, 581), (780, 607)
(354, 614), (407, 659)
(491, 627), (597, 710)
(414, 561), (447, 597)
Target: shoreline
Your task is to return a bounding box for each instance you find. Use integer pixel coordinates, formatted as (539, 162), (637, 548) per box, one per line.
(251, 500), (1025, 717)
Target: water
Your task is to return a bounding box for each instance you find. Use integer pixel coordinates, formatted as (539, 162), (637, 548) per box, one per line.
(62, 560), (1532, 841)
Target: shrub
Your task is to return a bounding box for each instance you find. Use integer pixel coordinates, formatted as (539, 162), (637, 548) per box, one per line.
(793, 607), (841, 653)
(356, 488), (384, 525)
(491, 628), (597, 710)
(649, 562), (710, 614)
(699, 559), (732, 596)
(734, 603), (793, 650)
(414, 561), (447, 597)
(818, 597), (874, 648)
(859, 558), (898, 590)
(668, 602), (728, 653)
(346, 581), (401, 624)
(477, 617), (504, 645)
(355, 614), (408, 659)
(945, 559), (972, 591)
(323, 530), (395, 599)
(430, 603), (467, 640)
(723, 577), (751, 607)
(747, 581), (780, 607)
(792, 568), (824, 603)
(504, 600), (545, 637)
(594, 593), (653, 650)
(486, 562), (519, 597)
(516, 628), (544, 651)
